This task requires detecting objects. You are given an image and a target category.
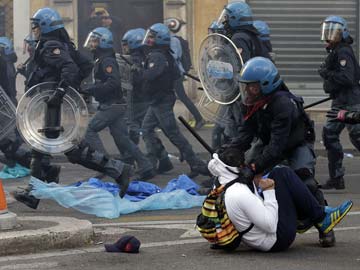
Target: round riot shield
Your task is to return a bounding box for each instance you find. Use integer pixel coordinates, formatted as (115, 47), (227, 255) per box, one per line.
(16, 82), (88, 154)
(198, 33), (244, 105)
(0, 86), (16, 141)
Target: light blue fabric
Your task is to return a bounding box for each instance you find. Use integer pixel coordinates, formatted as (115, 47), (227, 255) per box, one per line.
(29, 175), (206, 219)
(0, 163), (30, 179)
(170, 35), (185, 74)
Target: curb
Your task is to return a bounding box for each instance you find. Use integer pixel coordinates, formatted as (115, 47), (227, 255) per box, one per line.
(0, 216), (94, 256)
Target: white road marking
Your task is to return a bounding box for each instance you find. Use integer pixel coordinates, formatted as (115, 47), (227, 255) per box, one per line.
(0, 262), (59, 270)
(0, 225), (360, 263)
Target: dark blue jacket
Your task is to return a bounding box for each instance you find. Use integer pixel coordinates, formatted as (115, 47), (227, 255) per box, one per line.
(87, 49), (123, 105)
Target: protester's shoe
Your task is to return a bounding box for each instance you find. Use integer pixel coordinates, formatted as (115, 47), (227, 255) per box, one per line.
(116, 164), (134, 198)
(44, 165), (61, 184)
(319, 230), (336, 248)
(321, 177), (345, 190)
(316, 200), (353, 234)
(157, 157), (174, 174)
(194, 119), (206, 130)
(138, 168), (157, 181)
(296, 218), (313, 234)
(12, 188), (40, 210)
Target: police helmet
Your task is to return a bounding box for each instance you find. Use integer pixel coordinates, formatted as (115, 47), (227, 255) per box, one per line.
(143, 23), (171, 46)
(31, 7), (64, 34)
(84, 27), (113, 50)
(253, 20), (270, 41)
(0, 37), (14, 55)
(239, 57), (282, 105)
(321, 15), (349, 42)
(122, 28), (145, 54)
(217, 2), (253, 30)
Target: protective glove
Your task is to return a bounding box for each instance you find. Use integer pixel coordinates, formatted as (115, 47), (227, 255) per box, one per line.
(46, 87), (66, 106)
(326, 108), (360, 124)
(78, 87), (93, 96)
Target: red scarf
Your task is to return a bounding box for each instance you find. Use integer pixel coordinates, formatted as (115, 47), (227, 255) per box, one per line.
(243, 96), (272, 121)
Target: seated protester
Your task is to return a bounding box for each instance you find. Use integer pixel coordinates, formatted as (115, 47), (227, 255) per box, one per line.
(327, 108), (360, 124)
(224, 56), (336, 247)
(207, 147), (353, 252)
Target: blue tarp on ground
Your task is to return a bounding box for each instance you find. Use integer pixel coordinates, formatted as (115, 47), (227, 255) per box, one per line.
(30, 174), (206, 219)
(0, 164), (30, 179)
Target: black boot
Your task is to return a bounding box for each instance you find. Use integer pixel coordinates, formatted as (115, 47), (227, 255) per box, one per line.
(188, 163), (211, 178)
(116, 164), (134, 198)
(321, 177), (345, 190)
(319, 230), (336, 247)
(138, 168), (157, 180)
(12, 186), (40, 210)
(157, 157), (174, 173)
(43, 165), (61, 183)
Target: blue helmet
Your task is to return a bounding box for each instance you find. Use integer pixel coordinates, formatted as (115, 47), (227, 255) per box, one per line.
(122, 28), (146, 51)
(143, 23), (171, 46)
(0, 37), (14, 55)
(31, 7), (64, 34)
(84, 27), (113, 50)
(217, 2), (253, 29)
(239, 57), (282, 105)
(253, 20), (270, 41)
(321, 15), (349, 41)
(208, 21), (225, 34)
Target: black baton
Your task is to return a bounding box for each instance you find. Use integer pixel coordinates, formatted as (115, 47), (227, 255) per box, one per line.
(304, 97), (331, 110)
(178, 116), (214, 154)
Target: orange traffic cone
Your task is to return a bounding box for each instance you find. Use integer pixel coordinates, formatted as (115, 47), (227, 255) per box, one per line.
(0, 179), (8, 215)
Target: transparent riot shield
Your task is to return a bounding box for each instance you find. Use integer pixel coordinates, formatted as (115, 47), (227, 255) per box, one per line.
(0, 86), (16, 141)
(16, 82), (88, 154)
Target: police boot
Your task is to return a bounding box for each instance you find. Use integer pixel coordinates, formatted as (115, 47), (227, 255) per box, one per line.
(12, 186), (40, 210)
(188, 162), (211, 178)
(43, 165), (61, 184)
(116, 164), (134, 198)
(157, 157), (174, 174)
(321, 177), (345, 190)
(319, 230), (336, 247)
(138, 168), (157, 181)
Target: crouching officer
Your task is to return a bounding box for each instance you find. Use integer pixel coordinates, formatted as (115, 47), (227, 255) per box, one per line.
(133, 23), (209, 177)
(82, 27), (156, 180)
(13, 7), (132, 209)
(318, 16), (360, 190)
(224, 57), (335, 247)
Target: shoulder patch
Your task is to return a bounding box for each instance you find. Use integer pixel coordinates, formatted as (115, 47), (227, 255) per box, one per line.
(105, 65), (113, 73)
(340, 59), (347, 67)
(52, 48), (61, 55)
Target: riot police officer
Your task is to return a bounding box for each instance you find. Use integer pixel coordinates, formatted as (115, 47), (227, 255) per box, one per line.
(224, 57), (335, 247)
(253, 20), (275, 62)
(319, 16), (360, 190)
(134, 23), (209, 177)
(83, 27), (155, 180)
(13, 7), (132, 209)
(211, 2), (271, 148)
(0, 37), (18, 105)
(121, 28), (149, 150)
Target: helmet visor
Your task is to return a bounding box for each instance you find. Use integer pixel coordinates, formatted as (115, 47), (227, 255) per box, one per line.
(216, 9), (228, 26)
(142, 29), (156, 46)
(321, 22), (343, 42)
(83, 31), (101, 50)
(240, 82), (262, 106)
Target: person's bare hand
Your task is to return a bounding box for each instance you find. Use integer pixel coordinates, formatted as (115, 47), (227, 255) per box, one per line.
(259, 178), (275, 191)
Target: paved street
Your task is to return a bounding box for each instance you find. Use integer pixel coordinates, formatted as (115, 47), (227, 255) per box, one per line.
(1, 125), (360, 270)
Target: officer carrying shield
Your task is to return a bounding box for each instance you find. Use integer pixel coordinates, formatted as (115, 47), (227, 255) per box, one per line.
(13, 7), (133, 209)
(318, 16), (360, 190)
(133, 23), (209, 177)
(82, 27), (156, 180)
(223, 57), (335, 247)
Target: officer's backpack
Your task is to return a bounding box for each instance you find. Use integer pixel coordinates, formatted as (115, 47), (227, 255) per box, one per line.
(196, 179), (254, 251)
(175, 36), (192, 73)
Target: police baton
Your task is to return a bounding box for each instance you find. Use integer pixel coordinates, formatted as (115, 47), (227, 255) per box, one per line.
(184, 72), (201, 83)
(304, 97), (331, 110)
(178, 116), (214, 154)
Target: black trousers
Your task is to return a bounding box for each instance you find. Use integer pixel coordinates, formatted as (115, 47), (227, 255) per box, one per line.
(268, 167), (325, 252)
